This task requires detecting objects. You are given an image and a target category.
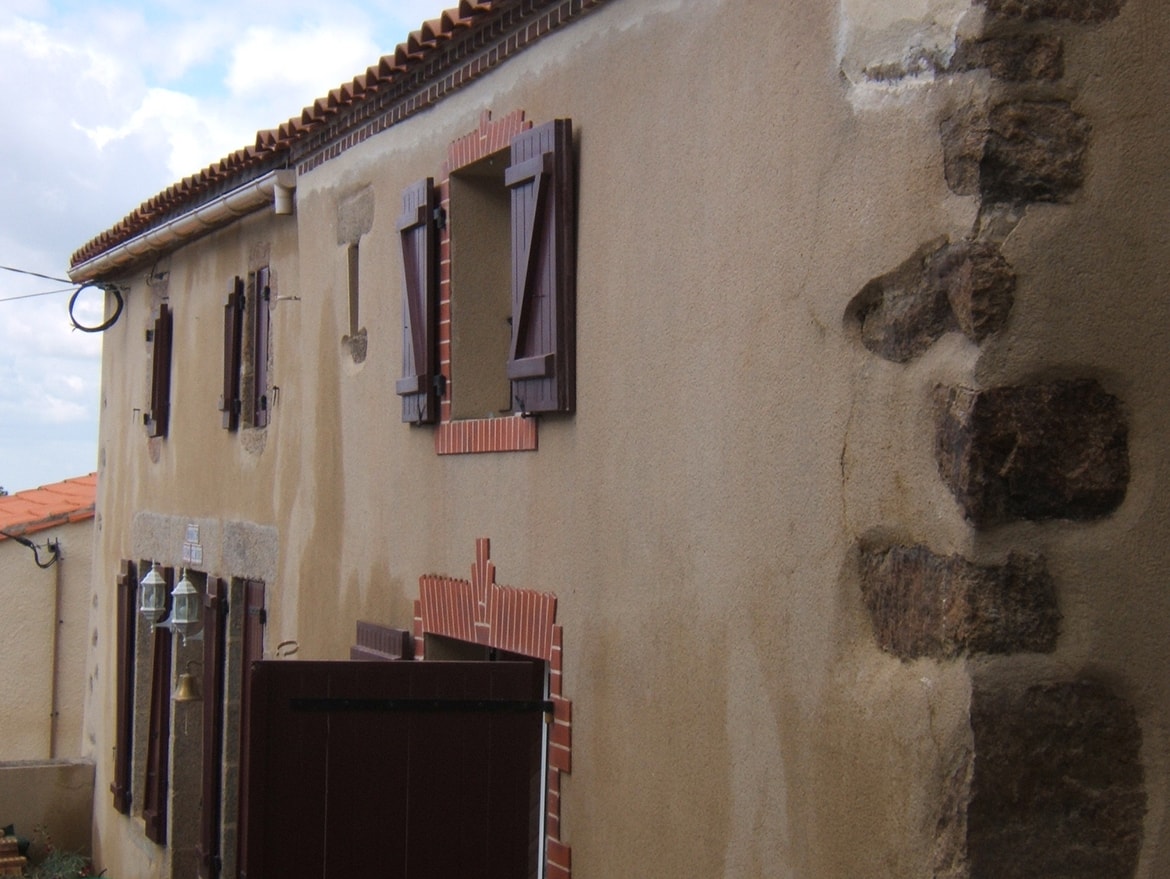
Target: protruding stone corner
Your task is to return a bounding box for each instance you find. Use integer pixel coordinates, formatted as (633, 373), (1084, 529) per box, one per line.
(931, 240), (1015, 342)
(932, 740), (974, 879)
(846, 238), (953, 364)
(981, 0), (1126, 24)
(940, 100), (1090, 204)
(968, 678), (1146, 879)
(845, 239), (1014, 363)
(858, 540), (1059, 660)
(933, 378), (1129, 527)
(950, 33), (1065, 82)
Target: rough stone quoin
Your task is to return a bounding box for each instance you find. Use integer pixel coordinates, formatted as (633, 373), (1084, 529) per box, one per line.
(967, 679), (1145, 879)
(983, 0), (1126, 22)
(934, 379), (1129, 526)
(847, 240), (1015, 362)
(858, 542), (1059, 660)
(940, 101), (1090, 204)
(949, 34), (1064, 82)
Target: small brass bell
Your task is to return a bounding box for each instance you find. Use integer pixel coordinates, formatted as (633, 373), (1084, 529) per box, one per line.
(173, 669), (202, 702)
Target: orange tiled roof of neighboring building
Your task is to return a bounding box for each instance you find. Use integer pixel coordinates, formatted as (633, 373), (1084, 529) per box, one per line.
(0, 473), (98, 540)
(69, 0), (503, 270)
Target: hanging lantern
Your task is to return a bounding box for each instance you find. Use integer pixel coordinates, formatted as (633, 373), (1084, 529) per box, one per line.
(170, 568), (201, 644)
(139, 562), (167, 619)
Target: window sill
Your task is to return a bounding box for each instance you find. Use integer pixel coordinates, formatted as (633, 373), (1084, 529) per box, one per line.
(434, 415), (537, 454)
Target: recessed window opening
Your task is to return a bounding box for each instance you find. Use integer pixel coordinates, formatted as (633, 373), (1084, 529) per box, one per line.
(449, 149), (513, 420)
(347, 242), (360, 339)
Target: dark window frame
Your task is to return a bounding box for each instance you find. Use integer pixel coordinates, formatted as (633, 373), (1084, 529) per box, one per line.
(145, 303), (173, 438)
(110, 560), (138, 814)
(219, 278), (245, 431)
(142, 567), (174, 844)
(396, 116), (577, 430)
(220, 269), (273, 431)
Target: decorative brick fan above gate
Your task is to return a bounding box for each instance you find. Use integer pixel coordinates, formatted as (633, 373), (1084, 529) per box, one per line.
(242, 538), (573, 879)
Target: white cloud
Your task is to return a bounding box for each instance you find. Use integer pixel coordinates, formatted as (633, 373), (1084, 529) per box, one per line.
(0, 0), (451, 491)
(227, 24), (380, 103)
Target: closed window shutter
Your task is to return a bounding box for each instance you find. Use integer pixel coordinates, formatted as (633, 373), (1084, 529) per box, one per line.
(254, 268), (271, 428)
(505, 119), (576, 414)
(396, 178), (439, 424)
(146, 303), (174, 438)
(220, 278), (244, 430)
(143, 567), (174, 844)
(110, 560), (137, 814)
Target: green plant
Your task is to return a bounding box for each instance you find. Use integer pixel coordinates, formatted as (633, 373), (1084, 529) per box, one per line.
(22, 826), (103, 879)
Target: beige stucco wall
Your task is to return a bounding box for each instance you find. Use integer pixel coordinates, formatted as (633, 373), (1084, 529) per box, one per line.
(0, 760), (94, 856)
(0, 520), (93, 761)
(84, 0), (1169, 876)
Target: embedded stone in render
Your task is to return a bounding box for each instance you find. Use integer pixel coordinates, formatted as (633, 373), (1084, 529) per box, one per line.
(968, 679), (1145, 879)
(930, 241), (1016, 342)
(940, 101), (1090, 203)
(848, 240), (955, 363)
(934, 379), (1129, 525)
(983, 0), (1126, 23)
(847, 240), (1014, 362)
(949, 34), (1064, 81)
(858, 542), (1059, 660)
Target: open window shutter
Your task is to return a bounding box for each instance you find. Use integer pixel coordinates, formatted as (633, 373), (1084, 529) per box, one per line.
(396, 178), (439, 424)
(254, 268), (271, 428)
(220, 278), (244, 430)
(143, 567), (174, 844)
(198, 578), (228, 879)
(505, 119), (576, 414)
(146, 303), (174, 437)
(110, 560), (137, 814)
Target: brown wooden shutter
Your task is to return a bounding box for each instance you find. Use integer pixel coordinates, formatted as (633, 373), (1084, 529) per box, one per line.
(198, 578), (228, 879)
(254, 268), (271, 429)
(396, 178), (439, 424)
(146, 303), (174, 438)
(505, 119), (576, 414)
(110, 560), (138, 814)
(236, 580), (265, 875)
(142, 567), (174, 844)
(220, 278), (244, 431)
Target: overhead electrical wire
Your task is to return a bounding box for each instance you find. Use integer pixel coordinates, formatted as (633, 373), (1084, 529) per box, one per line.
(1, 263), (125, 332)
(0, 287), (75, 302)
(0, 263), (73, 283)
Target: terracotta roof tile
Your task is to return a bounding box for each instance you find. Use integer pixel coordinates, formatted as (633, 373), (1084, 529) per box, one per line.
(0, 473), (97, 540)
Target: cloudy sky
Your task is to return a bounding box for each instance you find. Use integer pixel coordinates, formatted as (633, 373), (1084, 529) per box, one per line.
(0, 0), (448, 493)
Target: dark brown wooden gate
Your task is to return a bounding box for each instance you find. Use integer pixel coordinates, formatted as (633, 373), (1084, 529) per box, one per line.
(241, 659), (545, 879)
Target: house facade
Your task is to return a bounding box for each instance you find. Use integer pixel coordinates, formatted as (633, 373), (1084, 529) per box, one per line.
(0, 475), (97, 861)
(0, 473), (96, 761)
(69, 0), (1169, 877)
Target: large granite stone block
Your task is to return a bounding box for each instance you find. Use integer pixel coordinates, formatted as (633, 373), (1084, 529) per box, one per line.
(859, 542), (1059, 659)
(934, 379), (1128, 526)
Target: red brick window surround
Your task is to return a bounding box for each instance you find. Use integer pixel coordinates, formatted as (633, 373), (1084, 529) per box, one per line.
(412, 537), (573, 879)
(436, 109), (538, 454)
